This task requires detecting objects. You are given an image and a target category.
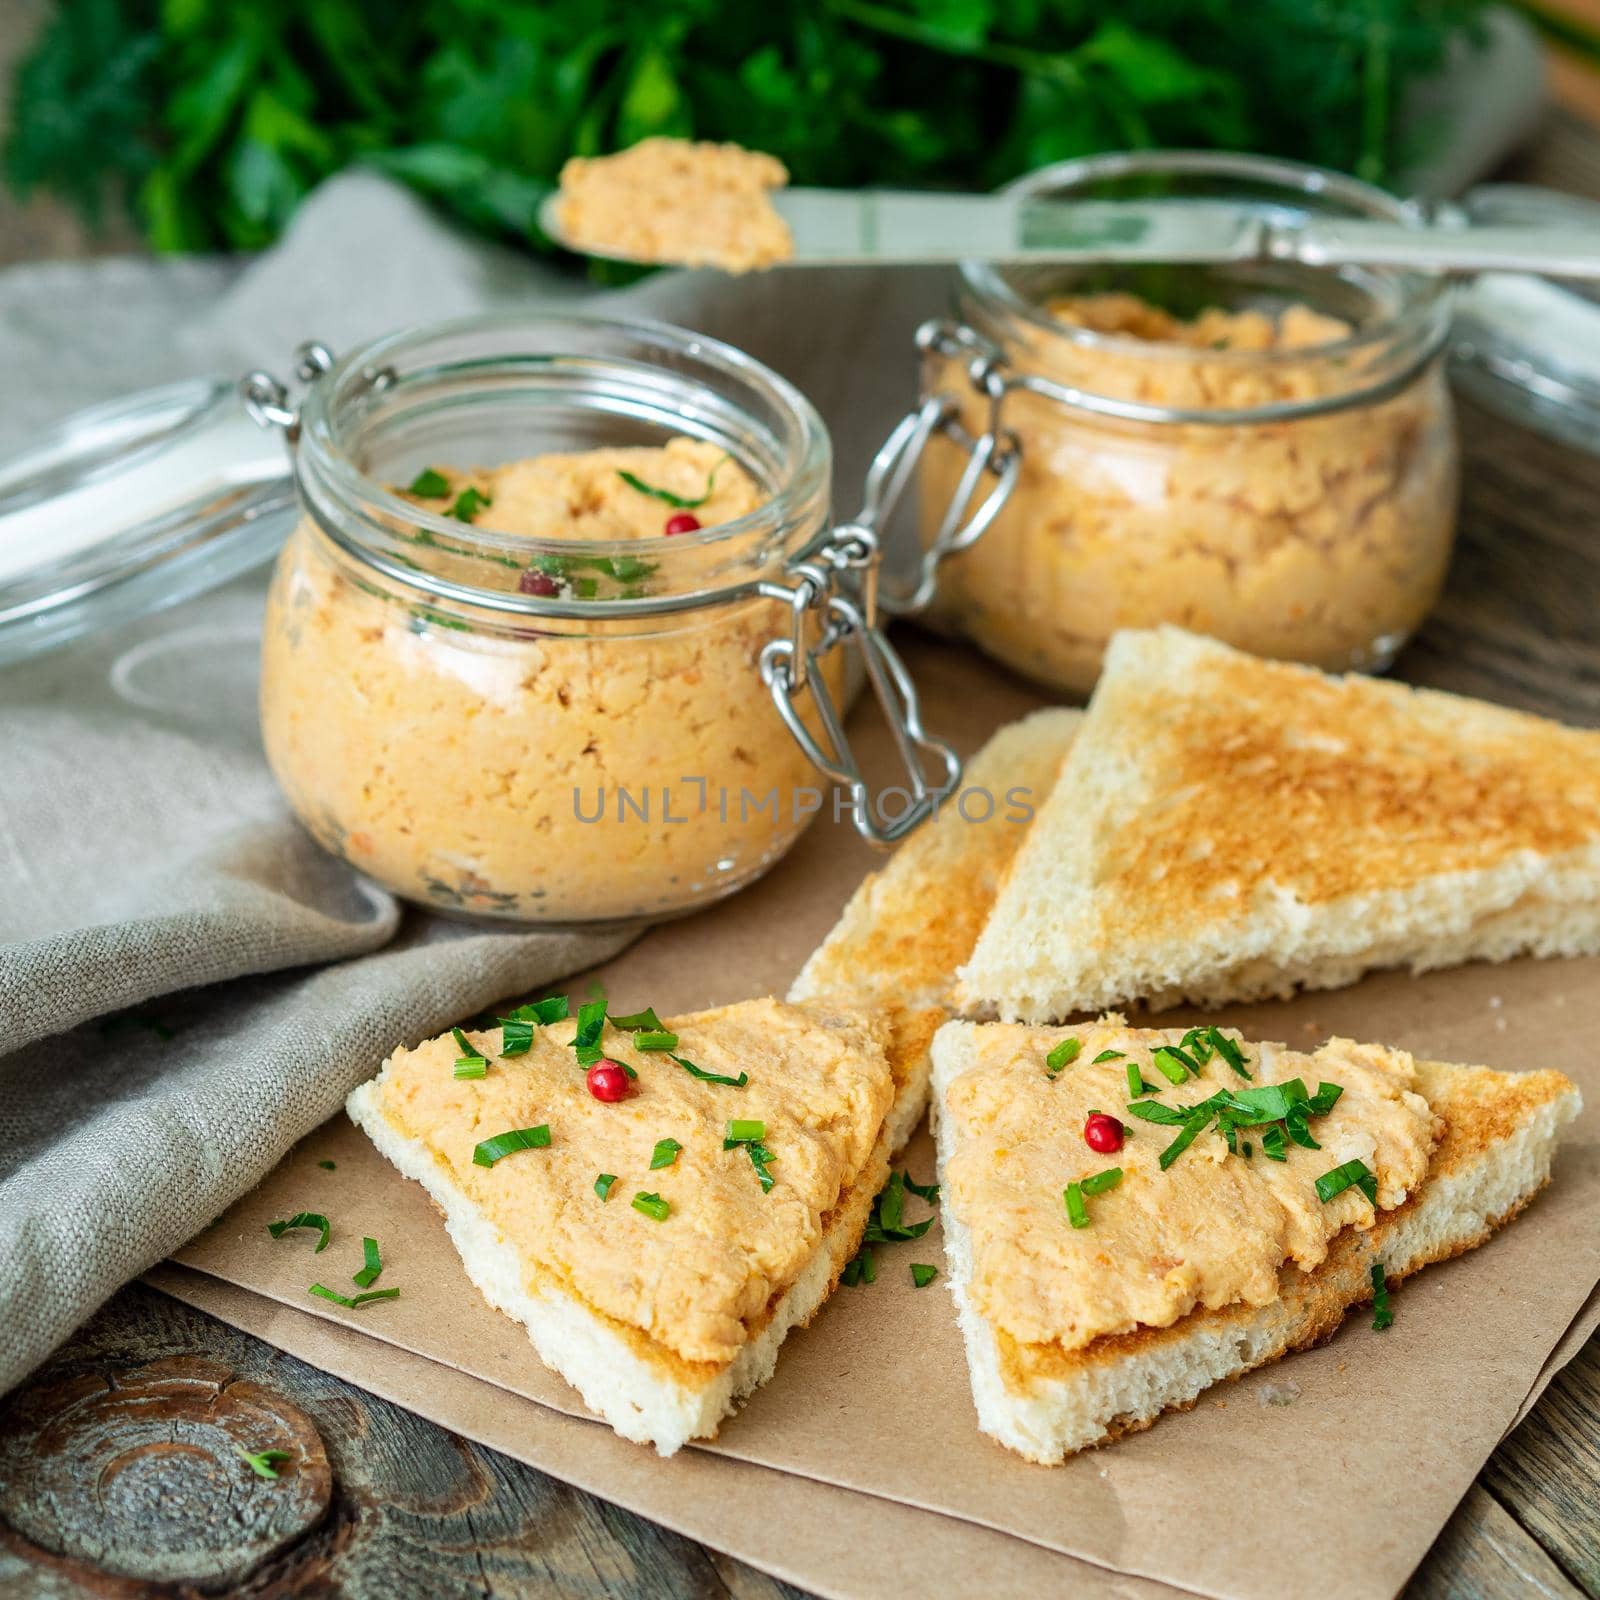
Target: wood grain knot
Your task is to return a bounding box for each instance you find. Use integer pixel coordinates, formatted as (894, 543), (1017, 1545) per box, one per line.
(0, 1354), (332, 1589)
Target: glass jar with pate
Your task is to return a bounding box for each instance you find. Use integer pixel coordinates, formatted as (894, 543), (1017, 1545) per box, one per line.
(911, 151), (1460, 697)
(250, 314), (1006, 924)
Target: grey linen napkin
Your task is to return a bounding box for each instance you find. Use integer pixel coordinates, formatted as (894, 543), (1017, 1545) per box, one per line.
(0, 172), (947, 1392)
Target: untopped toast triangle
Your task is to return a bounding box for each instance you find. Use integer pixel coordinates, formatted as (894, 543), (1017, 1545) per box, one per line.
(959, 627), (1600, 1021)
(931, 1017), (1580, 1463)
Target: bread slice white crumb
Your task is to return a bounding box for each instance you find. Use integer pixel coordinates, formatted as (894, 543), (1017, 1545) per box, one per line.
(790, 706), (1081, 1130)
(931, 1018), (1581, 1463)
(348, 998), (902, 1456)
(959, 627), (1600, 1020)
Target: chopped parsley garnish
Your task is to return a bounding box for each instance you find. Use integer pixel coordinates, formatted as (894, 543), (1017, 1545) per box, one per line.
(472, 1125), (551, 1167)
(671, 1052), (747, 1087)
(617, 456), (726, 510)
(267, 1213), (330, 1253)
(352, 1236), (383, 1289)
(910, 1263), (939, 1288)
(595, 1173), (617, 1201)
(1065, 1166), (1124, 1228)
(1126, 1099), (1190, 1126)
(864, 1170), (938, 1243)
(1130, 1077), (1346, 1170)
(1204, 1028), (1251, 1079)
(842, 1246), (877, 1286)
(1093, 1049), (1125, 1063)
(498, 995), (569, 1055)
(449, 485), (492, 522)
(407, 467), (450, 498)
(309, 1284), (400, 1309)
(1315, 1158), (1378, 1205)
(632, 1190), (671, 1221)
(649, 1137), (683, 1170)
(1150, 1046), (1191, 1085)
(237, 1447), (292, 1480)
(1370, 1261), (1394, 1330)
(1262, 1124), (1288, 1161)
(317, 1160), (336, 1171)
(723, 1120), (774, 1192)
(1045, 1036), (1082, 1074)
(570, 996), (609, 1067)
(1159, 1106), (1220, 1170)
(609, 1006), (664, 1031)
(452, 1026), (488, 1079)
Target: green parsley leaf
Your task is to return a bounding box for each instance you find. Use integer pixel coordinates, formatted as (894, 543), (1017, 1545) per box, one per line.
(670, 1052), (748, 1087)
(498, 995), (569, 1055)
(1093, 1049), (1125, 1063)
(902, 1173), (940, 1204)
(571, 996), (608, 1067)
(608, 1006), (665, 1031)
(352, 1236), (383, 1289)
(1126, 1099), (1190, 1126)
(910, 1263), (939, 1288)
(1046, 1036), (1083, 1074)
(472, 1125), (551, 1167)
(632, 1190), (670, 1221)
(237, 1447), (293, 1480)
(1158, 1107), (1216, 1170)
(267, 1212), (330, 1253)
(864, 1170), (937, 1243)
(309, 1284), (400, 1309)
(1206, 1028), (1251, 1078)
(407, 468), (450, 498)
(449, 485), (492, 522)
(723, 1120), (775, 1192)
(595, 1173), (617, 1201)
(1315, 1158), (1377, 1205)
(1370, 1261), (1394, 1331)
(317, 1160), (336, 1171)
(1262, 1124), (1288, 1161)
(650, 1137), (683, 1170)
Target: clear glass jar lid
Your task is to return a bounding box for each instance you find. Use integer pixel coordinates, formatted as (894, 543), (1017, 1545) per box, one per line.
(0, 377), (294, 667)
(1449, 183), (1600, 453)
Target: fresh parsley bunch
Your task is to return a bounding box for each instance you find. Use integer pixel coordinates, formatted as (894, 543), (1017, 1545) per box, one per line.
(5, 0), (1489, 256)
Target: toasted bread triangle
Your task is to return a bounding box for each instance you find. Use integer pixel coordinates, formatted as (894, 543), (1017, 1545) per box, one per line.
(931, 1020), (1581, 1463)
(959, 628), (1600, 1020)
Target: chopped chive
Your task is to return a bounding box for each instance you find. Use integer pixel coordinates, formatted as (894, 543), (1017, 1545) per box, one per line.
(910, 1263), (939, 1288)
(267, 1212), (330, 1253)
(1045, 1036), (1082, 1074)
(670, 1052), (747, 1087)
(649, 1137), (683, 1170)
(1080, 1167), (1123, 1198)
(633, 1030), (679, 1051)
(237, 1447), (293, 1479)
(1158, 1108), (1215, 1170)
(407, 467), (450, 498)
(449, 485), (491, 522)
(472, 1125), (551, 1167)
(1315, 1158), (1377, 1205)
(617, 457), (725, 510)
(1370, 1261), (1394, 1331)
(352, 1236), (383, 1289)
(317, 1160), (336, 1171)
(725, 1119), (767, 1144)
(595, 1173), (617, 1201)
(309, 1284), (400, 1309)
(452, 1026), (488, 1078)
(1126, 1062), (1150, 1097)
(1150, 1047), (1191, 1085)
(1064, 1182), (1089, 1229)
(632, 1190), (670, 1221)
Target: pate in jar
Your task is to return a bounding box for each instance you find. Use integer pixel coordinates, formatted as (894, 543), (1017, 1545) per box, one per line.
(256, 315), (953, 925)
(917, 152), (1460, 696)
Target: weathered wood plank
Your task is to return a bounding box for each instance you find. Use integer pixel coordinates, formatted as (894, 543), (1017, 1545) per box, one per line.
(0, 1286), (811, 1600)
(1410, 1484), (1585, 1600)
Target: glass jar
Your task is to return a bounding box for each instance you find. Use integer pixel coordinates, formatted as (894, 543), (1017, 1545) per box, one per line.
(915, 151), (1460, 696)
(252, 314), (966, 925)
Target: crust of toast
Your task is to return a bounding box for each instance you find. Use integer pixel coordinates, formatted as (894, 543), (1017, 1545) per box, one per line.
(791, 707), (1080, 1124)
(957, 628), (1600, 1020)
(931, 1023), (1582, 1463)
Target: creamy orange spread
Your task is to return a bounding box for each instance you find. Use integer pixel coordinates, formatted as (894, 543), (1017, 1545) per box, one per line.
(555, 137), (793, 272)
(372, 999), (892, 1365)
(942, 1021), (1440, 1350)
(920, 291), (1457, 695)
(261, 439), (842, 922)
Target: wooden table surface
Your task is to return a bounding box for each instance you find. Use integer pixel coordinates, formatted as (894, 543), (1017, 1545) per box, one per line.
(2, 19), (1600, 1597)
